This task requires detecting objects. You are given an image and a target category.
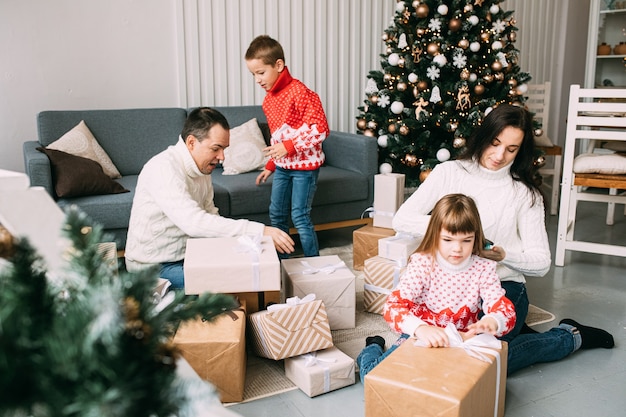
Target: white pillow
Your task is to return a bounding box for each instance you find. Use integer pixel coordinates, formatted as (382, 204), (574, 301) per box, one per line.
(573, 153), (626, 175)
(222, 118), (269, 175)
(46, 120), (122, 178)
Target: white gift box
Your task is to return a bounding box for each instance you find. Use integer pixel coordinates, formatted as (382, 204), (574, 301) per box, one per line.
(184, 235), (280, 295)
(372, 173), (405, 229)
(377, 234), (422, 267)
(285, 347), (356, 397)
(282, 255), (356, 330)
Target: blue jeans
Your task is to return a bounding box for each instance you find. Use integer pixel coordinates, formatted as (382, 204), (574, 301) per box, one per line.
(499, 281), (529, 342)
(160, 260), (184, 289)
(270, 167), (319, 257)
(356, 334), (409, 382)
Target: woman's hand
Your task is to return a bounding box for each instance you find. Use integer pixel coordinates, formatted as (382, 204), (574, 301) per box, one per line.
(414, 324), (450, 347)
(479, 245), (506, 262)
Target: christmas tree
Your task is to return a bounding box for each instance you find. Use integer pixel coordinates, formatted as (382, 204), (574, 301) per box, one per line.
(0, 208), (239, 417)
(356, 0), (537, 186)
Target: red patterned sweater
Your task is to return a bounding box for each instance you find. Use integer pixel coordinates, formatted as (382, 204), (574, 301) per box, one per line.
(262, 67), (329, 171)
(383, 252), (516, 338)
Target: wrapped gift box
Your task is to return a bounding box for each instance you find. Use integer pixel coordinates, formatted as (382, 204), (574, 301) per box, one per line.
(248, 297), (333, 360)
(363, 256), (405, 315)
(184, 235), (280, 295)
(353, 225), (396, 271)
(231, 290), (281, 314)
(282, 255), (355, 330)
(372, 173), (405, 229)
(285, 347), (356, 397)
(173, 300), (247, 403)
(377, 234), (421, 267)
(365, 337), (508, 417)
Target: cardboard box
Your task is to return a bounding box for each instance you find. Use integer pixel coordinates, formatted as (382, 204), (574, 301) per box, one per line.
(363, 256), (406, 315)
(248, 298), (333, 360)
(282, 255), (356, 330)
(377, 234), (421, 267)
(373, 173), (405, 228)
(184, 236), (280, 295)
(285, 347), (356, 397)
(230, 291), (281, 314)
(353, 225), (396, 271)
(173, 300), (247, 403)
(365, 338), (508, 417)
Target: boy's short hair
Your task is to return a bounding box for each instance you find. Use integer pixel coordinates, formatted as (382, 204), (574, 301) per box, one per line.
(245, 35), (285, 65)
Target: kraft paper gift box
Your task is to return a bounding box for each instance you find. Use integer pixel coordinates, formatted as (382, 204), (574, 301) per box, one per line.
(372, 173), (405, 228)
(377, 234), (421, 267)
(365, 326), (508, 417)
(173, 300), (247, 403)
(281, 255), (356, 330)
(184, 235), (280, 295)
(284, 347), (356, 397)
(248, 295), (333, 360)
(353, 225), (396, 271)
(363, 256), (405, 315)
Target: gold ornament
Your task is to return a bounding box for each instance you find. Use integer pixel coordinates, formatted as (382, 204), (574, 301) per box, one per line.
(534, 155), (546, 168)
(460, 68), (470, 80)
(453, 137), (466, 148)
(357, 118), (367, 130)
(370, 94), (379, 104)
(483, 74), (494, 83)
(417, 80), (429, 91)
(427, 42), (440, 55)
(458, 39), (470, 49)
(383, 73), (393, 83)
(382, 33), (389, 41)
(509, 32), (517, 42)
(494, 72), (504, 81)
(456, 85), (471, 110)
(416, 27), (426, 37)
(403, 153), (421, 167)
(508, 78), (518, 88)
(412, 45), (423, 63)
(416, 4), (430, 18)
(474, 84), (485, 95)
(413, 97), (429, 119)
(491, 61), (502, 71)
(464, 4), (474, 13)
(364, 129), (376, 137)
(474, 0), (485, 6)
(397, 81), (408, 91)
(0, 225), (15, 259)
(449, 18), (462, 32)
(534, 128), (544, 137)
(388, 123), (397, 134)
(449, 121), (459, 132)
(480, 32), (490, 42)
(419, 168), (432, 182)
(399, 125), (410, 135)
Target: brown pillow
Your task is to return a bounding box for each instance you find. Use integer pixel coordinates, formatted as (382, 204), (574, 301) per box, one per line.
(37, 147), (129, 198)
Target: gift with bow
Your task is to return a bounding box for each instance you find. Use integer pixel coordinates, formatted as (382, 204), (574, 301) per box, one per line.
(363, 256), (406, 315)
(285, 347), (356, 397)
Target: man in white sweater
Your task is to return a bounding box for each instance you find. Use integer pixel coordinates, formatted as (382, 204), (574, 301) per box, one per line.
(125, 107), (294, 288)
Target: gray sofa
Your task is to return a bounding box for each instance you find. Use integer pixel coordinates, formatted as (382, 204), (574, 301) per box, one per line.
(23, 106), (378, 250)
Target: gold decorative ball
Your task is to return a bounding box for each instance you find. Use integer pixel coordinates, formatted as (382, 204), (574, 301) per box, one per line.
(464, 4), (473, 13)
(480, 32), (490, 42)
(449, 18), (462, 32)
(357, 118), (367, 130)
(460, 68), (470, 80)
(474, 84), (485, 95)
(370, 94), (379, 104)
(458, 39), (470, 49)
(364, 129), (376, 137)
(508, 78), (518, 88)
(382, 33), (389, 41)
(386, 46), (393, 54)
(534, 128), (544, 137)
(483, 74), (494, 83)
(534, 155), (546, 168)
(449, 122), (458, 132)
(453, 137), (466, 148)
(403, 153), (420, 167)
(494, 72), (504, 81)
(509, 32), (517, 42)
(383, 73), (393, 83)
(388, 123), (397, 134)
(416, 28), (426, 37)
(426, 42), (440, 55)
(399, 125), (410, 135)
(491, 61), (502, 72)
(416, 4), (430, 18)
(419, 168), (432, 182)
(397, 81), (408, 91)
(417, 80), (429, 91)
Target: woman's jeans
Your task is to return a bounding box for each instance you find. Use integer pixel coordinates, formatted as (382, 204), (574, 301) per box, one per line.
(500, 281), (529, 342)
(160, 260), (184, 289)
(270, 167), (319, 257)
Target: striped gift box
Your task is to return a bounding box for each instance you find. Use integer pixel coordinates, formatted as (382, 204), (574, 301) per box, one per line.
(248, 299), (333, 360)
(363, 256), (405, 315)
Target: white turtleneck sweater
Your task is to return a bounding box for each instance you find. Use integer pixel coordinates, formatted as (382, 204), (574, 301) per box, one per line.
(392, 159), (551, 283)
(125, 137), (265, 272)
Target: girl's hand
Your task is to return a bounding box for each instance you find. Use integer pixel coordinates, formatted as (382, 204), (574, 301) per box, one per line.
(465, 317), (498, 337)
(414, 325), (450, 348)
(479, 245), (506, 262)
(255, 169), (273, 185)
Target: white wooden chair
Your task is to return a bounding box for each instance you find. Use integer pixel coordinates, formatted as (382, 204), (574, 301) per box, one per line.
(527, 81), (562, 215)
(554, 85), (626, 266)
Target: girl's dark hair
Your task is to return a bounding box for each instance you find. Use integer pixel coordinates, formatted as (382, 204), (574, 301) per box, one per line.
(458, 104), (542, 204)
(416, 193), (486, 257)
(181, 107), (230, 142)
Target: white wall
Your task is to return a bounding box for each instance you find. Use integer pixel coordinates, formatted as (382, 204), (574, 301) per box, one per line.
(0, 0), (591, 174)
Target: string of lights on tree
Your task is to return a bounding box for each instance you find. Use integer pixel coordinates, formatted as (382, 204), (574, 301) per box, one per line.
(356, 0), (544, 186)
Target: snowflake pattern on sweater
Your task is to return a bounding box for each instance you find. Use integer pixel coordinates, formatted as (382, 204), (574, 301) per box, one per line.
(262, 67), (329, 171)
(383, 252), (516, 338)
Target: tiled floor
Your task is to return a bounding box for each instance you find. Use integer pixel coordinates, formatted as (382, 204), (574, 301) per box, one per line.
(228, 199), (626, 417)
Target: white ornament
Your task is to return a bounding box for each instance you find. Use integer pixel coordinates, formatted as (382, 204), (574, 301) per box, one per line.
(365, 78), (379, 94)
(490, 4), (500, 14)
(468, 15), (479, 26)
(391, 101), (405, 114)
(408, 73), (418, 83)
(398, 33), (408, 49)
(388, 53), (400, 66)
(516, 84), (528, 94)
(469, 73), (478, 82)
(377, 135), (389, 148)
(496, 52), (509, 68)
(436, 148), (451, 162)
(379, 162), (393, 174)
(426, 65), (441, 80)
(492, 41), (503, 50)
(437, 4), (449, 15)
(428, 18), (442, 32)
(430, 86), (442, 103)
(433, 54), (447, 67)
(396, 2), (405, 12)
(470, 42), (481, 52)
(484, 106), (493, 116)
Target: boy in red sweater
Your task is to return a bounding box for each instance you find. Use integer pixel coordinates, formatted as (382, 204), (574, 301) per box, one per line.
(245, 35), (329, 257)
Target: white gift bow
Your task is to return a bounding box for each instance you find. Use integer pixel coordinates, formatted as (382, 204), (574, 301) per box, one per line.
(302, 351), (337, 393)
(413, 323), (503, 417)
(299, 260), (347, 275)
(235, 235), (263, 291)
(379, 233), (416, 266)
(267, 293), (316, 312)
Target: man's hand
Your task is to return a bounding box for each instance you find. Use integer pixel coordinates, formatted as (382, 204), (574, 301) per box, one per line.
(264, 226), (295, 254)
(414, 324), (450, 348)
(256, 169), (273, 185)
(479, 245), (506, 262)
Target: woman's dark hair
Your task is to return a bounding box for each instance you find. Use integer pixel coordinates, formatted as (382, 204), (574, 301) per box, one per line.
(459, 104), (541, 203)
(181, 107), (230, 142)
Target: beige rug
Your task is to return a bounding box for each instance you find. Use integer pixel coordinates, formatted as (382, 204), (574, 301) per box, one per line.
(229, 243), (556, 404)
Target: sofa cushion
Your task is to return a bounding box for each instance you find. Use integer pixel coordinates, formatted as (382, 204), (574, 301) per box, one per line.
(37, 147), (129, 199)
(46, 120), (122, 178)
(222, 118), (269, 175)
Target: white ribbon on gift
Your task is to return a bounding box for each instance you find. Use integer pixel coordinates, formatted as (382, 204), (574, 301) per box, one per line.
(302, 351), (337, 393)
(267, 293), (316, 312)
(372, 209), (395, 219)
(299, 260), (347, 275)
(379, 233), (416, 266)
(413, 324), (503, 417)
(235, 235), (263, 291)
(363, 261), (403, 295)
